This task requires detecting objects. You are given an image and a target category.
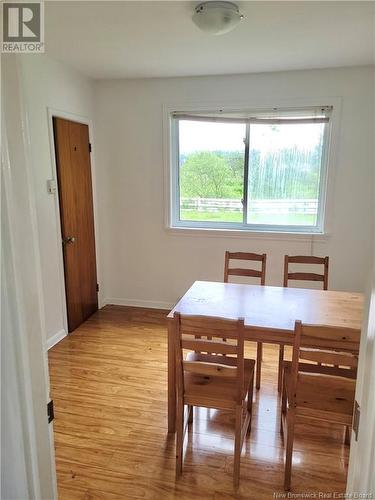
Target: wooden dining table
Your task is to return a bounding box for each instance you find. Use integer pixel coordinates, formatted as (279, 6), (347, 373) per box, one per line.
(167, 280), (364, 433)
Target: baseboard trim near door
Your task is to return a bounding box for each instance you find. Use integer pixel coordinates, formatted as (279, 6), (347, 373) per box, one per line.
(103, 297), (175, 311)
(46, 329), (67, 350)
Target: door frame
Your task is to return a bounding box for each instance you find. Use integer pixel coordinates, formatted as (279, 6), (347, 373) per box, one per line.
(346, 244), (375, 494)
(2, 54), (57, 499)
(47, 107), (103, 336)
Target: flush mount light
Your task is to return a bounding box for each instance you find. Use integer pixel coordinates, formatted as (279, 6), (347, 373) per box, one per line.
(192, 1), (244, 35)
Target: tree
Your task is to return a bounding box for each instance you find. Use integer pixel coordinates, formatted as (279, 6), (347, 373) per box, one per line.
(180, 152), (239, 198)
(179, 144), (322, 201)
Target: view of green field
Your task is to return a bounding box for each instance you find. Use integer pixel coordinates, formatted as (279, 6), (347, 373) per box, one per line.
(180, 209), (316, 225)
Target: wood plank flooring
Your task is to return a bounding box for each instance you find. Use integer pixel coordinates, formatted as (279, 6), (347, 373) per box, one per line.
(48, 305), (350, 500)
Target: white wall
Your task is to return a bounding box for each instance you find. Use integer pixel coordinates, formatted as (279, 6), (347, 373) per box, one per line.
(94, 66), (374, 308)
(19, 54), (96, 346)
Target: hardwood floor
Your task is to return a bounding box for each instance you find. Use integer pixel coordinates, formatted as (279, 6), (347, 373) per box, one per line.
(48, 305), (350, 500)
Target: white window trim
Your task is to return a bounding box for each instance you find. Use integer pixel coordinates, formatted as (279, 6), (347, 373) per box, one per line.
(163, 97), (342, 239)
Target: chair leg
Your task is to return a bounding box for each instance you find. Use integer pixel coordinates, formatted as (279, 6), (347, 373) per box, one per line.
(278, 345), (285, 393)
(233, 405), (243, 489)
(175, 397), (184, 478)
(256, 342), (262, 390)
(188, 405), (193, 424)
(284, 410), (295, 491)
(344, 425), (351, 445)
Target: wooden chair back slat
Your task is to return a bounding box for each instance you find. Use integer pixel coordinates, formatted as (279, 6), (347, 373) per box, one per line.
(283, 255), (329, 289)
(300, 324), (360, 352)
(226, 252), (265, 261)
(292, 362), (358, 379)
(181, 338), (238, 355)
(299, 348), (358, 369)
(180, 315), (241, 340)
(174, 312), (245, 404)
(287, 272), (325, 283)
(287, 256), (327, 264)
(227, 268), (263, 279)
(183, 361), (237, 378)
(288, 321), (360, 405)
(224, 251), (267, 285)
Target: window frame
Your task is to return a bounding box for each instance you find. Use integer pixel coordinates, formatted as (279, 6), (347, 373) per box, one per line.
(164, 100), (340, 236)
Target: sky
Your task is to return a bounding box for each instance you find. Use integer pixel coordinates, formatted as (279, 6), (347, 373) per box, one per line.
(179, 120), (324, 155)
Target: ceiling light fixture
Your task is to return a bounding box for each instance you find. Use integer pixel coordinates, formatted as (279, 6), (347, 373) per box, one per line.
(192, 1), (244, 36)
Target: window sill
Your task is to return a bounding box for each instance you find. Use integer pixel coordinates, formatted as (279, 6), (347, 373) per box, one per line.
(166, 225), (330, 242)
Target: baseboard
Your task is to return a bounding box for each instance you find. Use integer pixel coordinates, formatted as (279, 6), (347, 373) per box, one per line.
(46, 328), (67, 350)
(104, 297), (174, 311)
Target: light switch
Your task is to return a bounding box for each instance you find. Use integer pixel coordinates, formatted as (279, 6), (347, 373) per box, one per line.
(47, 179), (57, 194)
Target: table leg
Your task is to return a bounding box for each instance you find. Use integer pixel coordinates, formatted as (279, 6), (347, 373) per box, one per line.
(278, 345), (285, 393)
(167, 318), (176, 433)
(256, 342), (262, 390)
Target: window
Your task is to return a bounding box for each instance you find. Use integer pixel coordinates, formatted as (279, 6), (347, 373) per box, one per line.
(170, 106), (332, 233)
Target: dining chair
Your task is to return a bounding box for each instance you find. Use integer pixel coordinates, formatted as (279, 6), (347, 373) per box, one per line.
(174, 312), (255, 488)
(280, 320), (358, 491)
(224, 251), (267, 390)
(278, 255), (329, 392)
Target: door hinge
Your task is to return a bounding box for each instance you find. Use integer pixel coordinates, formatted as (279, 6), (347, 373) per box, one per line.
(47, 400), (54, 424)
(89, 142), (92, 153)
(353, 400), (360, 441)
(96, 283), (99, 292)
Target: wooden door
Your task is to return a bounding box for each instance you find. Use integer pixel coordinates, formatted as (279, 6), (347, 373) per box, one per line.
(53, 117), (98, 332)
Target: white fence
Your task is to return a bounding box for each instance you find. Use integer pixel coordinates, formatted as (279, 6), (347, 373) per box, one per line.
(181, 198), (318, 214)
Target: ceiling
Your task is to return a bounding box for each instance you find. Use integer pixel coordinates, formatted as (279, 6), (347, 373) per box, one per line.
(45, 1), (375, 80)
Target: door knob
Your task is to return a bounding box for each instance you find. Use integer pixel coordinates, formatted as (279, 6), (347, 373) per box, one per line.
(62, 236), (76, 245)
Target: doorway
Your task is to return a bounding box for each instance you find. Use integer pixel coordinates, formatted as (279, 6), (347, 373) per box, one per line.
(53, 117), (98, 332)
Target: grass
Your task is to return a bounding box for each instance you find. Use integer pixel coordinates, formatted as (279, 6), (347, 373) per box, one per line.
(180, 209), (316, 226)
